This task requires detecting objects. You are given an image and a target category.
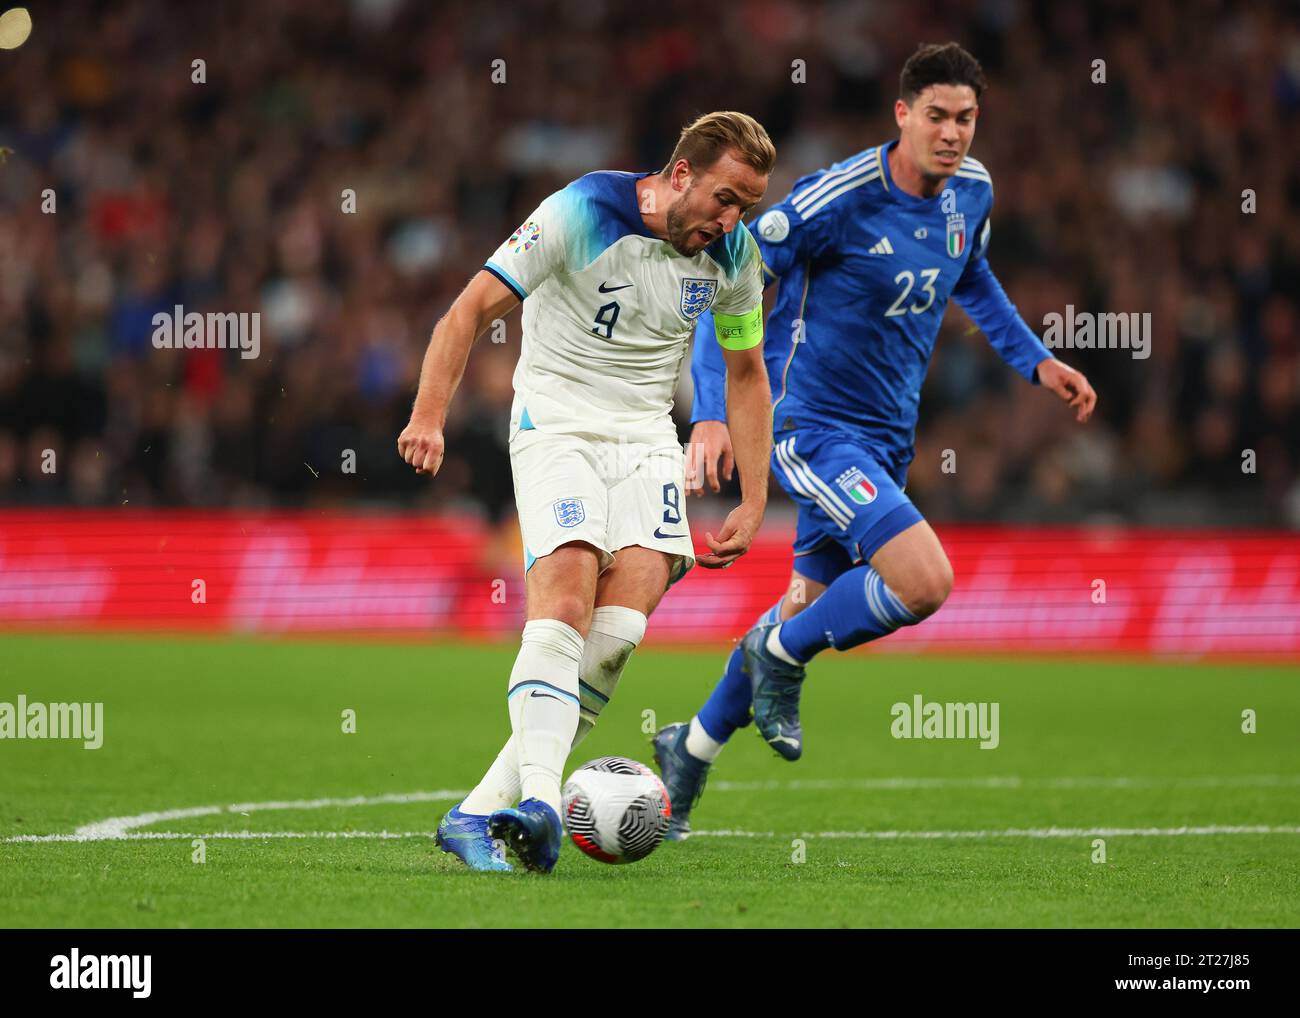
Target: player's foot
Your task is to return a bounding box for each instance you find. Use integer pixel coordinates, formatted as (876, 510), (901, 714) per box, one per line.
(741, 624), (806, 761)
(487, 798), (563, 873)
(652, 722), (710, 841)
(435, 802), (513, 872)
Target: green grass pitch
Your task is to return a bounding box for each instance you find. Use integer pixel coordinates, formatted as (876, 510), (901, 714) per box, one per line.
(2, 633), (1297, 928)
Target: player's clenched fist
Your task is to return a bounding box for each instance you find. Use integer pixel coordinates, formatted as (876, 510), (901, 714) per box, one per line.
(397, 417), (445, 475)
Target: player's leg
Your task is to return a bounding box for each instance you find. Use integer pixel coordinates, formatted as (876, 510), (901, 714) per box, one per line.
(684, 564), (830, 759)
(457, 545), (663, 819)
(510, 541), (601, 796)
(672, 442), (860, 761)
(456, 436), (689, 872)
(573, 441), (695, 739)
(661, 507), (947, 837)
(734, 438), (941, 760)
(484, 542), (607, 871)
(771, 519), (952, 663)
(656, 450), (849, 836)
(441, 544), (599, 871)
(741, 432), (946, 758)
(779, 570), (829, 620)
(572, 544), (670, 746)
(442, 429), (609, 873)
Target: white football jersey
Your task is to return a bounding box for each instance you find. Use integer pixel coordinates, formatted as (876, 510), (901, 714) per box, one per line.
(485, 171), (764, 443)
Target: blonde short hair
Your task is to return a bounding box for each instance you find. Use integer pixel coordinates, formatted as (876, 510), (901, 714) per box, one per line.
(663, 111), (776, 178)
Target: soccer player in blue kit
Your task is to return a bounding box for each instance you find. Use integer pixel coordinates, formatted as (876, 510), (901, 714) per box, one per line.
(655, 42), (1097, 838)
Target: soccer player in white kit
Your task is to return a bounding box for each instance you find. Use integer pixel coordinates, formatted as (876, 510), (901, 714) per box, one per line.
(397, 112), (776, 872)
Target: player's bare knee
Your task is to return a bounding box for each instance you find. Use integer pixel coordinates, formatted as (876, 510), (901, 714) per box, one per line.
(898, 561), (953, 620)
(540, 593), (593, 632)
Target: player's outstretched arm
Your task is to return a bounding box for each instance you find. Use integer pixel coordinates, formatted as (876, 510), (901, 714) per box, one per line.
(697, 343), (772, 568)
(951, 255), (1097, 424)
(397, 271), (519, 476)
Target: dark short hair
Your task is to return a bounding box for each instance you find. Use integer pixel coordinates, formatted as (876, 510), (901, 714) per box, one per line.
(899, 42), (986, 105)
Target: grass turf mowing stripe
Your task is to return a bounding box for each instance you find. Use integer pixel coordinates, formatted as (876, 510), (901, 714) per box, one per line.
(4, 635), (1296, 927)
(4, 774), (1294, 842)
(7, 824), (1299, 844)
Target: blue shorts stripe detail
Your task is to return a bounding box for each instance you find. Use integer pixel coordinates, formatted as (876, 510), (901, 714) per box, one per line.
(507, 680), (579, 706)
(775, 440), (850, 529)
(776, 427), (925, 568)
(484, 261), (527, 301)
(519, 406), (535, 431)
(783, 437), (854, 522)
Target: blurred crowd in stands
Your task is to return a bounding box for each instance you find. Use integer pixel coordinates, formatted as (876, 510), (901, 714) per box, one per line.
(1, 0), (1298, 526)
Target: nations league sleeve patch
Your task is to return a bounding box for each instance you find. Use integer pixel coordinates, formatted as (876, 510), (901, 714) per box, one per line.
(508, 220), (541, 254)
(756, 209), (790, 243)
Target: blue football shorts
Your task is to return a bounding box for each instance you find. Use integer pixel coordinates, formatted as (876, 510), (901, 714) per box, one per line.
(770, 428), (924, 586)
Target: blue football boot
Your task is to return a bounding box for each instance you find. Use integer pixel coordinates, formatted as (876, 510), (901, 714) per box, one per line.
(652, 722), (711, 841)
(486, 798), (563, 873)
(741, 624), (806, 761)
(436, 802), (513, 872)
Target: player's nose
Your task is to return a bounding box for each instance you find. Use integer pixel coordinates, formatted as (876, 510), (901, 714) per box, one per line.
(718, 206), (742, 233)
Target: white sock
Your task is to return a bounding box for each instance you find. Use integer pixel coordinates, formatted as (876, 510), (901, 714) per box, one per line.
(507, 619), (584, 814)
(574, 605), (647, 747)
(685, 715), (724, 762)
(460, 737), (521, 815)
(460, 607), (647, 815)
(766, 624), (802, 666)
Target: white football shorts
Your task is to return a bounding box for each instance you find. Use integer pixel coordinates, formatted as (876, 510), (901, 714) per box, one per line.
(510, 427), (695, 584)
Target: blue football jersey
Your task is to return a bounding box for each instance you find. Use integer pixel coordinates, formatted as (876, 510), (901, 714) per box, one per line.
(692, 139), (1051, 485)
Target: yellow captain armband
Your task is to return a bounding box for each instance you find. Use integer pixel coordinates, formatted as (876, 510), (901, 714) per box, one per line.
(714, 305), (764, 350)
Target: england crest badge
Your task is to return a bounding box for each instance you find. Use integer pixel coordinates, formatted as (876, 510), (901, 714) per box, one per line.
(553, 498), (585, 528)
(680, 277), (717, 320)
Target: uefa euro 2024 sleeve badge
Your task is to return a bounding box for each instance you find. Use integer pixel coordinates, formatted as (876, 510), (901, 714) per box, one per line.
(509, 220), (541, 254)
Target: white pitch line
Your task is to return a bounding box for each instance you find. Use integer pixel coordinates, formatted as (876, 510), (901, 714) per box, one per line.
(3, 830), (435, 844)
(72, 789), (470, 840)
(694, 825), (1300, 840)
(5, 825), (1299, 845)
(3, 775), (1294, 845)
(710, 775), (1300, 792)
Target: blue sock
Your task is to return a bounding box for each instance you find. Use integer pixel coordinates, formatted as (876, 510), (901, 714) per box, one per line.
(776, 566), (918, 663)
(696, 599), (783, 743)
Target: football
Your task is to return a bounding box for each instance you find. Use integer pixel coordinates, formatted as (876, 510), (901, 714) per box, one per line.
(562, 756), (673, 864)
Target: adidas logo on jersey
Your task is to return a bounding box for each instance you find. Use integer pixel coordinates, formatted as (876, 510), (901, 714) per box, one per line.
(868, 237), (894, 255)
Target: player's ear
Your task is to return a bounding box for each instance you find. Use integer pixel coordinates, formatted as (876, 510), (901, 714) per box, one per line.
(669, 158), (692, 193)
(894, 98), (910, 128)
